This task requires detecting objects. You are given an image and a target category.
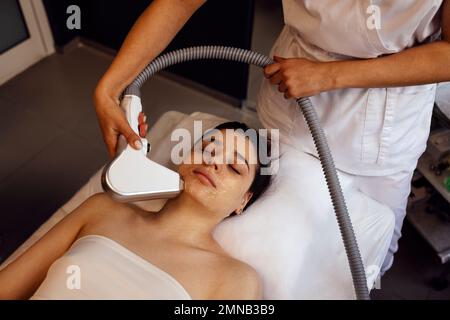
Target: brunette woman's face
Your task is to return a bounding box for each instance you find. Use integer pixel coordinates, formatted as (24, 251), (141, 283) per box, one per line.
(178, 129), (258, 217)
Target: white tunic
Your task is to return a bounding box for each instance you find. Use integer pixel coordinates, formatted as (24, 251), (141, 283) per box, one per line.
(31, 235), (192, 300)
(257, 0), (443, 176)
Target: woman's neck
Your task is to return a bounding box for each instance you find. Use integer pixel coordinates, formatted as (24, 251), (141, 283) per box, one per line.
(148, 193), (221, 247)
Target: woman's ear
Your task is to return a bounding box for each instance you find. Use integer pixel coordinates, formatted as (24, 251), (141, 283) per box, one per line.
(235, 192), (253, 215)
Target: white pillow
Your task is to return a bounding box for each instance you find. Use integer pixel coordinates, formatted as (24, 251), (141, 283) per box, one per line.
(214, 143), (394, 299)
(1, 111), (394, 299)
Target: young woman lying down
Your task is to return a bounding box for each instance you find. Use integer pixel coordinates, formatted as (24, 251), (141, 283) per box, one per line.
(0, 121), (272, 300)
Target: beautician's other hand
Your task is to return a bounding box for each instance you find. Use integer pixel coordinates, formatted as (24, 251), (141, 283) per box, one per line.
(94, 91), (148, 159)
(263, 56), (336, 99)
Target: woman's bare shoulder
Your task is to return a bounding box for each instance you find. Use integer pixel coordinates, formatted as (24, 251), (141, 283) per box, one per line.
(78, 193), (126, 217)
(214, 255), (263, 300)
(76, 193), (137, 233)
(79, 192), (118, 207)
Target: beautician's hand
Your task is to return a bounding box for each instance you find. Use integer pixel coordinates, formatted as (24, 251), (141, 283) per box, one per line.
(263, 56), (336, 99)
(92, 0), (207, 159)
(94, 93), (148, 159)
(138, 111), (149, 138)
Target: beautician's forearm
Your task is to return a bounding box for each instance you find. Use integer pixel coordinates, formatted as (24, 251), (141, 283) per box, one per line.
(95, 0), (206, 101)
(333, 41), (450, 90)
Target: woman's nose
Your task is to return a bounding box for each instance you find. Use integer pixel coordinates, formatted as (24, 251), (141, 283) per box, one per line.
(204, 151), (223, 171)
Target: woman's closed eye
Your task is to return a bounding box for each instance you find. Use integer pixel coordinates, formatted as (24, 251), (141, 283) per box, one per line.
(230, 165), (241, 175)
(230, 161), (250, 176)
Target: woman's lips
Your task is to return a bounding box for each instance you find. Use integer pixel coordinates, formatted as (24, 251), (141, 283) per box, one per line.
(193, 169), (216, 188)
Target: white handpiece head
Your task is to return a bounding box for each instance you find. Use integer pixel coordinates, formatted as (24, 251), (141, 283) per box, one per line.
(101, 94), (184, 202)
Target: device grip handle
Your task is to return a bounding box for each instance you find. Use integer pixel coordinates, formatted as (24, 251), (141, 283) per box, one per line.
(121, 94), (142, 135)
(117, 94), (148, 155)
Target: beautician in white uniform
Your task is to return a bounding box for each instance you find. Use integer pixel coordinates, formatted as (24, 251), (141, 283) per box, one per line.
(94, 0), (450, 273)
(260, 0), (449, 272)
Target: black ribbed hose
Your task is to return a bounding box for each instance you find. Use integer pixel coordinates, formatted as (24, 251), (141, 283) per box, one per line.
(124, 46), (370, 300)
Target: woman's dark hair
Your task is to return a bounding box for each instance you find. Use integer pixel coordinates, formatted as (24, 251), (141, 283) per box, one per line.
(202, 121), (273, 216)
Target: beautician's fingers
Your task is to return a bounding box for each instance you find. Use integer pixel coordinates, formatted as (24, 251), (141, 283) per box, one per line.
(269, 56), (289, 85)
(269, 71), (283, 85)
(118, 116), (143, 151)
(263, 62), (281, 78)
(94, 89), (143, 158)
(95, 104), (141, 158)
(104, 131), (119, 159)
(144, 123), (148, 136)
(283, 91), (293, 99)
(263, 55), (286, 78)
(278, 82), (287, 93)
(138, 112), (148, 138)
(138, 112), (148, 125)
(138, 123), (148, 138)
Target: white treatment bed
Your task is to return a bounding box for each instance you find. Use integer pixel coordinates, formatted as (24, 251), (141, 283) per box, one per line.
(1, 111), (395, 299)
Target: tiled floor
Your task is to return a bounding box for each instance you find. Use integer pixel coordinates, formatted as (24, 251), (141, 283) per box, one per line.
(0, 43), (449, 300)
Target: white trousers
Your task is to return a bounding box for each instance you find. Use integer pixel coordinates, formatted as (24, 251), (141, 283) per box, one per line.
(349, 169), (414, 273)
